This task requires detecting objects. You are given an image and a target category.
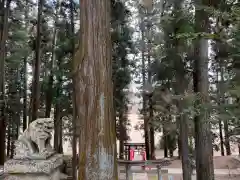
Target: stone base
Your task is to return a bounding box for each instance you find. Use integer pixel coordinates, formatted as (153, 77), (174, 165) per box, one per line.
(4, 169), (60, 180)
(4, 154), (65, 180)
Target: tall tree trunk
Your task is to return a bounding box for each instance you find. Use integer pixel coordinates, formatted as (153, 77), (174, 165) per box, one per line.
(163, 126), (168, 158)
(119, 110), (124, 159)
(45, 74), (53, 118)
(31, 0), (43, 122)
(179, 101), (191, 180)
(220, 66), (231, 155)
(23, 57), (28, 130)
(193, 0), (214, 179)
(149, 96), (155, 159)
(10, 126), (14, 159)
(54, 103), (63, 153)
(145, 5), (155, 160)
(147, 32), (154, 160)
(8, 68), (20, 158)
(69, 0), (77, 179)
(6, 125), (10, 157)
(45, 0), (60, 118)
(73, 0), (117, 179)
(118, 109), (127, 160)
(224, 120), (231, 155)
(54, 55), (63, 153)
(22, 0), (30, 131)
(173, 1), (191, 178)
(177, 119), (182, 159)
(216, 68), (225, 156)
(0, 0), (10, 165)
(140, 14), (150, 160)
(218, 120), (225, 156)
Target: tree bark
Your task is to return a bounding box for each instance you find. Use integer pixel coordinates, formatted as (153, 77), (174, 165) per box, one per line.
(45, 0), (60, 118)
(163, 126), (168, 158)
(31, 0), (43, 122)
(54, 103), (63, 153)
(217, 68), (225, 156)
(193, 0), (214, 179)
(220, 66), (231, 155)
(119, 110), (124, 159)
(179, 101), (191, 180)
(145, 6), (155, 160)
(23, 57), (28, 131)
(69, 0), (77, 179)
(54, 52), (63, 153)
(140, 14), (150, 160)
(177, 119), (182, 159)
(6, 125), (10, 157)
(224, 118), (231, 155)
(218, 119), (225, 156)
(73, 0), (117, 179)
(0, 0), (10, 165)
(149, 96), (155, 159)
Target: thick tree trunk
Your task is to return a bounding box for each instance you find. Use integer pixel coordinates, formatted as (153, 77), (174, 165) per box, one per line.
(0, 0), (5, 164)
(73, 0), (117, 179)
(179, 101), (191, 180)
(193, 1), (214, 179)
(0, 0), (10, 165)
(31, 0), (43, 122)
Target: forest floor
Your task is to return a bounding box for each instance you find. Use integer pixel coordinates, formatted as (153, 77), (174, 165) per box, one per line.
(1, 155), (240, 180)
(166, 155), (240, 169)
(118, 154), (240, 180)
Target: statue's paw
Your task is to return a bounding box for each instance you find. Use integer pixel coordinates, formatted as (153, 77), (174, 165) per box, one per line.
(60, 173), (68, 179)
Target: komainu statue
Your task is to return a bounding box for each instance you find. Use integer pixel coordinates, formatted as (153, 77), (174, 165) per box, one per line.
(14, 118), (55, 160)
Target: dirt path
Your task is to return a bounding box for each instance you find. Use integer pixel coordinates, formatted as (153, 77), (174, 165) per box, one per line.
(166, 156), (240, 169)
(119, 174), (240, 180)
(160, 174), (240, 180)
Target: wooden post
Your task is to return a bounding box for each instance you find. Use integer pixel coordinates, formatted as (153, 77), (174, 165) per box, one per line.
(157, 165), (161, 180)
(125, 164), (130, 180)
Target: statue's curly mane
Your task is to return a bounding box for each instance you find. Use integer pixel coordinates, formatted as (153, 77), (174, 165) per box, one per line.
(14, 118), (55, 159)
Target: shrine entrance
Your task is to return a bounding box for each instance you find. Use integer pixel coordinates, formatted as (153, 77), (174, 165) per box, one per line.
(123, 142), (145, 160)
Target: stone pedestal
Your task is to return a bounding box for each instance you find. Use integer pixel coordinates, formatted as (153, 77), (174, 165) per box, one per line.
(4, 154), (64, 180)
